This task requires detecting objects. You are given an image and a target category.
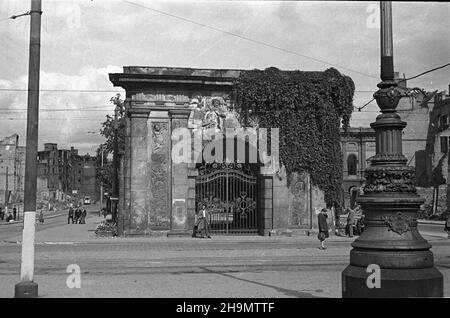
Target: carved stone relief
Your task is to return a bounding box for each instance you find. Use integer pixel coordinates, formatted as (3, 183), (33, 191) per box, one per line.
(149, 122), (170, 228)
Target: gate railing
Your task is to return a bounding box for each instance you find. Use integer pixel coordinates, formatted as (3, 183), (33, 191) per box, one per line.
(196, 164), (258, 234)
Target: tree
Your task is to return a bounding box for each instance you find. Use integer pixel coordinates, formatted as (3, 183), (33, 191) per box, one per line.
(99, 94), (126, 154)
(95, 94), (126, 200)
(94, 144), (112, 196)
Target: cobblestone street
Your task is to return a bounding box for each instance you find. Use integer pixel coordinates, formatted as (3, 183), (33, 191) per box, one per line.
(1, 209), (449, 298)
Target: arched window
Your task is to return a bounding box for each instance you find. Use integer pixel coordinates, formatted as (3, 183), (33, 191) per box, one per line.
(347, 154), (357, 176)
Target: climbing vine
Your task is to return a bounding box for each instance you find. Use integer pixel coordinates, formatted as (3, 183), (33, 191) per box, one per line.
(234, 67), (355, 214)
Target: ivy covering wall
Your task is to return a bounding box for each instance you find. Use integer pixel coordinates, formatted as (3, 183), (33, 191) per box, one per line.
(234, 67), (355, 214)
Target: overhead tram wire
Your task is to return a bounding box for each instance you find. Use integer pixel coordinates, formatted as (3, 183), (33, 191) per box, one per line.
(0, 11), (30, 22)
(398, 63), (450, 83)
(0, 88), (124, 93)
(0, 108), (112, 112)
(121, 0), (379, 80)
(354, 62), (450, 112)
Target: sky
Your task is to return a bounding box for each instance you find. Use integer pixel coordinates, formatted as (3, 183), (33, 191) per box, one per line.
(0, 0), (449, 155)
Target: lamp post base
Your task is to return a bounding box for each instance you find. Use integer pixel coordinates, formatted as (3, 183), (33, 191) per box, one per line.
(14, 281), (38, 298)
(342, 265), (443, 298)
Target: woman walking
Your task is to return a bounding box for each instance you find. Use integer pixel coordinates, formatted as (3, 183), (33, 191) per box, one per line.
(317, 208), (329, 250)
(195, 205), (211, 238)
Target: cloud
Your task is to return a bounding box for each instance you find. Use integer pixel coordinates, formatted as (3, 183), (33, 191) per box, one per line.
(0, 65), (124, 154)
(1, 0), (448, 140)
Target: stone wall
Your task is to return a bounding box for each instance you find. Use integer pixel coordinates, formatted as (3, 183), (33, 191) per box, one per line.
(271, 168), (327, 231)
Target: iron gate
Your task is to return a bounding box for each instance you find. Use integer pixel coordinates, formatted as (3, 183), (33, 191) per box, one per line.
(195, 162), (258, 234)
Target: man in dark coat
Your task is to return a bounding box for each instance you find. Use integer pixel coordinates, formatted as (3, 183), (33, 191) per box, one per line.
(68, 206), (74, 224)
(13, 206), (17, 221)
(74, 207), (81, 224)
(80, 207), (87, 224)
(318, 208), (329, 250)
(38, 210), (44, 223)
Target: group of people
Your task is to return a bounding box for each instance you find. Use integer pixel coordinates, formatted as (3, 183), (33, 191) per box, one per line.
(344, 206), (365, 238)
(316, 206), (365, 250)
(191, 203), (450, 245)
(68, 205), (87, 224)
(0, 206), (18, 222)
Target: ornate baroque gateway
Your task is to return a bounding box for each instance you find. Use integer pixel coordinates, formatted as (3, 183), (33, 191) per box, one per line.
(109, 66), (338, 236)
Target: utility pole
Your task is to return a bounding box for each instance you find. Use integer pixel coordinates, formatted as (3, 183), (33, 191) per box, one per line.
(100, 144), (104, 212)
(15, 0), (42, 298)
(112, 108), (119, 223)
(342, 1), (443, 297)
(5, 166), (8, 207)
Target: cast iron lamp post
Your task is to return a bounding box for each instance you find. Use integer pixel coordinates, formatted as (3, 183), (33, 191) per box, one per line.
(341, 1), (443, 297)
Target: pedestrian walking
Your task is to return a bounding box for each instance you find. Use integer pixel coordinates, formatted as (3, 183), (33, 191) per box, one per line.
(13, 206), (17, 221)
(445, 214), (450, 238)
(0, 207), (4, 221)
(74, 207), (80, 224)
(68, 206), (74, 224)
(317, 208), (329, 250)
(346, 207), (355, 238)
(195, 205), (211, 238)
(38, 210), (44, 224)
(81, 207), (87, 224)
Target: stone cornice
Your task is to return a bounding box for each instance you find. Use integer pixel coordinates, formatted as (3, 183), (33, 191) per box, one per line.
(340, 127), (376, 140)
(109, 73), (236, 90)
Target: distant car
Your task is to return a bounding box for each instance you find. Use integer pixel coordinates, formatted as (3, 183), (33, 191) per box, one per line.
(84, 196), (91, 205)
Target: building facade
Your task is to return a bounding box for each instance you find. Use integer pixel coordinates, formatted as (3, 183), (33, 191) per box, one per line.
(427, 89), (450, 215)
(0, 134), (26, 206)
(37, 143), (98, 203)
(343, 79), (450, 216)
(109, 66), (340, 236)
(340, 127), (376, 208)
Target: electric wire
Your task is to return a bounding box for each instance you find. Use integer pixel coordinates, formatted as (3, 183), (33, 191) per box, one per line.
(121, 0), (379, 80)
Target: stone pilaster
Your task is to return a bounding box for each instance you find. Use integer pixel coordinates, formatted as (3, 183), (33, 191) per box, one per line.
(129, 113), (149, 234)
(169, 109), (192, 236)
(148, 111), (171, 230)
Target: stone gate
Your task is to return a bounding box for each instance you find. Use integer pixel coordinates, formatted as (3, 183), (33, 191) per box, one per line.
(109, 66), (328, 236)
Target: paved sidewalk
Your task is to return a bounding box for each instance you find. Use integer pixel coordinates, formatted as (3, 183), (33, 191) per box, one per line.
(4, 213), (447, 246)
(0, 209), (68, 226)
(0, 211), (360, 245)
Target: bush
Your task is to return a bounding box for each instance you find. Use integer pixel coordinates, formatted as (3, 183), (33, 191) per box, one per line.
(94, 221), (118, 236)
